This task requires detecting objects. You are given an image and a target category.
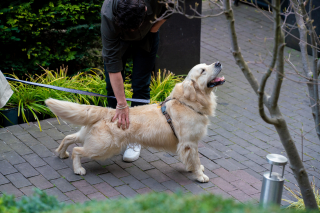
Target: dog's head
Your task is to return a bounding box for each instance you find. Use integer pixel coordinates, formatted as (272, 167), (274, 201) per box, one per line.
(171, 62), (225, 116)
(184, 62), (225, 98)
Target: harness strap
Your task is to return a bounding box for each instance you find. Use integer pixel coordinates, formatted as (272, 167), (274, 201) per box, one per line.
(160, 98), (177, 138)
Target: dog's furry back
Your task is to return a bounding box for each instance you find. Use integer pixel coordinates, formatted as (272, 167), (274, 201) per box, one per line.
(45, 99), (106, 126)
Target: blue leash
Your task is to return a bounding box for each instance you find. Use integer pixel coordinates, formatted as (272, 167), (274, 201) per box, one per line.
(5, 77), (150, 104)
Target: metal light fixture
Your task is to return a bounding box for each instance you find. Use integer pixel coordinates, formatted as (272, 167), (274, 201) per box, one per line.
(260, 154), (288, 207)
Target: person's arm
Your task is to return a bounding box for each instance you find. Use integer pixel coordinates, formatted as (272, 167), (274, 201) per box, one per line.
(150, 19), (166, 32)
(101, 6), (130, 130)
(109, 72), (130, 130)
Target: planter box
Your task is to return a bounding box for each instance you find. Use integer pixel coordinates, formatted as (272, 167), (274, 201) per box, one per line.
(155, 0), (202, 75)
(0, 107), (18, 127)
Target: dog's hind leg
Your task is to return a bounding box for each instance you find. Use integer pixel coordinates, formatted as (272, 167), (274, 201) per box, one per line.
(56, 132), (79, 159)
(177, 142), (209, 183)
(72, 147), (86, 175)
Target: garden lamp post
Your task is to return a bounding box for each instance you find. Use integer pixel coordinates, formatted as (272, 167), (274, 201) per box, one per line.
(260, 154), (288, 207)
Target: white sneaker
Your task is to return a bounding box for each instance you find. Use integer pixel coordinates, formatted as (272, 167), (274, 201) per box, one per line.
(123, 144), (141, 162)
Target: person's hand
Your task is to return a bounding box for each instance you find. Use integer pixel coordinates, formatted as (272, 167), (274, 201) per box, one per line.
(112, 104), (130, 130)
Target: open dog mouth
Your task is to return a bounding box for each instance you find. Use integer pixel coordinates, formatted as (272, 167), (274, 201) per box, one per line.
(207, 76), (225, 88)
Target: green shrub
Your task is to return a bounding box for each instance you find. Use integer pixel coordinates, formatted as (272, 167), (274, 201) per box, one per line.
(0, 0), (103, 77)
(58, 193), (317, 213)
(0, 189), (64, 213)
(1, 190), (318, 213)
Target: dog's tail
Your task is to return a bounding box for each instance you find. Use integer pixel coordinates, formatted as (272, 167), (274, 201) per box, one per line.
(45, 98), (105, 126)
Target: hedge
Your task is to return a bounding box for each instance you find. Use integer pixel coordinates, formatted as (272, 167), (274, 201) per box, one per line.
(0, 0), (104, 77)
(1, 190), (318, 213)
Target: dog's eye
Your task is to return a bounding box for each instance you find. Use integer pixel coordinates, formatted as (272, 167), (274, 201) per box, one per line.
(201, 69), (206, 74)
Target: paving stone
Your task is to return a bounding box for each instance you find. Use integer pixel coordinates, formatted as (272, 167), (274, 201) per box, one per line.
(198, 147), (222, 160)
(212, 168), (241, 182)
(136, 187), (153, 194)
(57, 168), (82, 182)
(230, 170), (261, 184)
(141, 178), (167, 192)
(231, 179), (259, 195)
(184, 183), (206, 194)
(14, 162), (39, 178)
(106, 164), (129, 178)
(37, 136), (60, 149)
(194, 180), (215, 189)
(99, 173), (124, 187)
(8, 142), (33, 156)
(206, 186), (232, 199)
(82, 173), (104, 185)
(145, 169), (171, 183)
(72, 180), (98, 195)
(214, 158), (240, 171)
(115, 185), (138, 198)
(211, 177), (237, 192)
(22, 153), (47, 168)
(97, 158), (114, 166)
(43, 156), (68, 170)
(6, 173), (32, 188)
(133, 158), (155, 171)
(140, 148), (160, 162)
(46, 187), (70, 202)
(30, 144), (54, 158)
(0, 160), (18, 175)
(0, 173), (10, 185)
(224, 150), (248, 162)
(121, 175), (146, 190)
(28, 129), (48, 138)
(155, 152), (179, 164)
(36, 165), (61, 180)
(162, 180), (187, 193)
(0, 141), (12, 153)
(200, 157), (221, 171)
(0, 133), (20, 144)
(166, 171), (193, 186)
(125, 166), (150, 180)
(29, 175), (53, 189)
(93, 182), (120, 198)
(228, 144), (251, 155)
(82, 161), (108, 175)
(228, 189), (253, 203)
(43, 129), (65, 140)
(87, 192), (107, 201)
(241, 160), (266, 173)
(151, 160), (176, 173)
(5, 125), (27, 136)
(51, 177), (76, 193)
(2, 151), (26, 165)
(20, 186), (37, 196)
(0, 183), (23, 197)
(16, 134), (39, 147)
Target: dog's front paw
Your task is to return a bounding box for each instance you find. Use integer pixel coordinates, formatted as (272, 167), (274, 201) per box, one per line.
(74, 167), (86, 175)
(59, 151), (69, 159)
(200, 165), (205, 172)
(196, 173), (209, 183)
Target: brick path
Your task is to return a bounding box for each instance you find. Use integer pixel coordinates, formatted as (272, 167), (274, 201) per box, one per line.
(1, 3), (319, 205)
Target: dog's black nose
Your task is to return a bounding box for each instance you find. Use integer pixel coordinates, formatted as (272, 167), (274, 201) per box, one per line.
(215, 62), (221, 67)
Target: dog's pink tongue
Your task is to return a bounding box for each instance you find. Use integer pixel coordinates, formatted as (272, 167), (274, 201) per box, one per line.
(213, 76), (225, 82)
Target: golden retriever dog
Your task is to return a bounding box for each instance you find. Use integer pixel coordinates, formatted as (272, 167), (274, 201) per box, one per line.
(45, 62), (225, 183)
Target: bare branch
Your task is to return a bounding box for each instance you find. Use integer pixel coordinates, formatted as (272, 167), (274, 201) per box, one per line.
(257, 0), (281, 125)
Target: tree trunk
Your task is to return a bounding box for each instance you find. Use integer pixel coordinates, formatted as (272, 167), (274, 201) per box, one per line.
(223, 0), (318, 209)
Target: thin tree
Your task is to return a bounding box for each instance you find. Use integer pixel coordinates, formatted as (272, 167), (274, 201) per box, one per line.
(154, 0), (318, 209)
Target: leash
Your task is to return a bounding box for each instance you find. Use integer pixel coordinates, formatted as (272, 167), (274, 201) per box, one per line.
(5, 77), (150, 104)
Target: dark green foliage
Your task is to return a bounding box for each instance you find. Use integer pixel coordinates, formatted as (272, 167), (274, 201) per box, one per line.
(0, 189), (64, 213)
(0, 0), (104, 77)
(56, 193), (316, 213)
(1, 190), (317, 213)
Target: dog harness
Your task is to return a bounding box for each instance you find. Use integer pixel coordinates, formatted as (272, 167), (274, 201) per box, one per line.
(160, 98), (204, 138)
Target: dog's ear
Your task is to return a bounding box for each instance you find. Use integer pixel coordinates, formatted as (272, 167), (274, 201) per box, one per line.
(183, 79), (197, 101)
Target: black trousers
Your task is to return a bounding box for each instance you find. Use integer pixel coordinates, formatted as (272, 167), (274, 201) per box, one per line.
(105, 31), (160, 108)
